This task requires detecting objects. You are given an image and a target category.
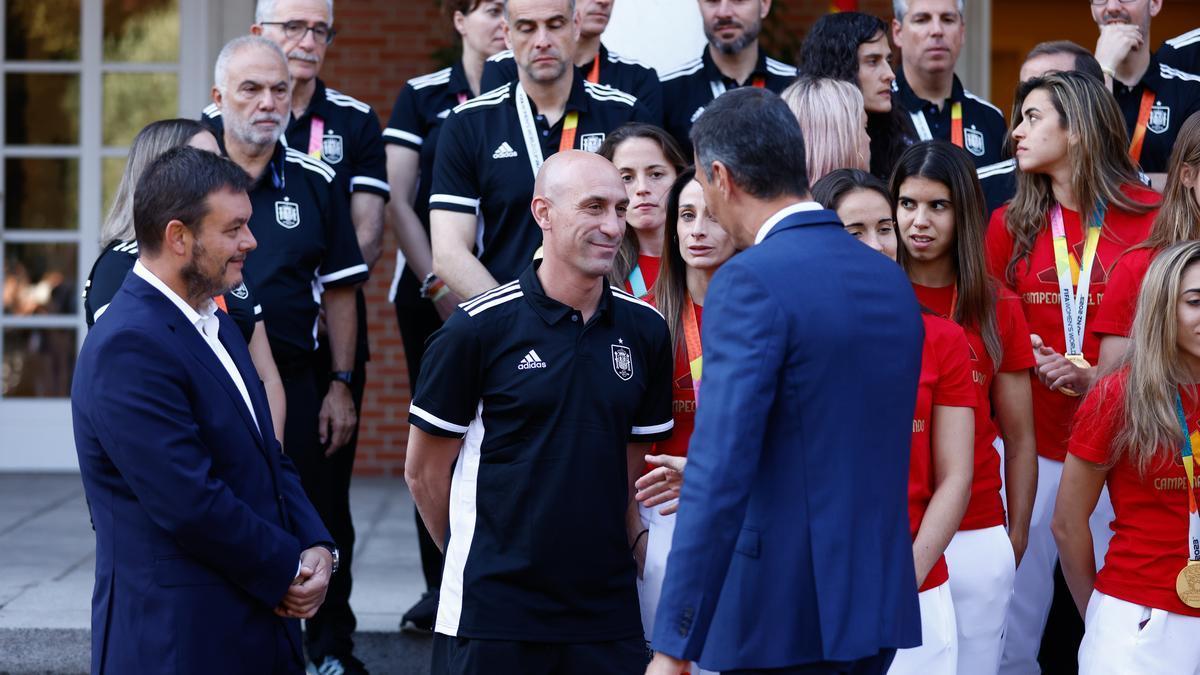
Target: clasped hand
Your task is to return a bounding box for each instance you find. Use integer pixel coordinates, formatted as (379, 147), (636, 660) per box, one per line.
(274, 546), (333, 619)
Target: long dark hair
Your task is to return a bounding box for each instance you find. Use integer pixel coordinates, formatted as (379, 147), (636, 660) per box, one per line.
(891, 140), (1002, 369)
(650, 168), (697, 354)
(597, 123), (688, 288)
(812, 167), (891, 211)
(798, 12), (914, 179)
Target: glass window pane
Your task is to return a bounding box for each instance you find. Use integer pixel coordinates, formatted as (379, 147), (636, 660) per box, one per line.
(103, 0), (179, 62)
(102, 72), (178, 146)
(5, 74), (81, 145)
(2, 329), (76, 398)
(103, 156), (128, 220)
(4, 159), (79, 230)
(5, 1), (81, 61)
(3, 243), (78, 316)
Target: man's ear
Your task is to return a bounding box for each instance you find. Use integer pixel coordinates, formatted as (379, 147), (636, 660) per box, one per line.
(212, 85), (223, 109)
(531, 196), (553, 233)
(711, 161), (734, 201)
(162, 219), (193, 257)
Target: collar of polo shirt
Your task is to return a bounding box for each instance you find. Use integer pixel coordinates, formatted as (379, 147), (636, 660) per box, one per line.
(520, 261), (615, 326)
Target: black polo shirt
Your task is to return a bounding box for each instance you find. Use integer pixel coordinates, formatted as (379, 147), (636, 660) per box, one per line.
(659, 46), (797, 155)
(1160, 29), (1200, 73)
(83, 239), (259, 342)
(1113, 56), (1200, 174)
(384, 62), (472, 306)
(203, 78), (389, 201)
(480, 44), (663, 125)
(430, 73), (653, 285)
(977, 158), (1016, 218)
(408, 262), (674, 642)
(227, 141), (367, 366)
(893, 68), (1008, 169)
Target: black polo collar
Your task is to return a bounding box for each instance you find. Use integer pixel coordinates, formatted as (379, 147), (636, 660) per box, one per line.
(506, 70), (591, 115)
(701, 44), (771, 88)
(894, 66), (966, 111)
(519, 261), (614, 326)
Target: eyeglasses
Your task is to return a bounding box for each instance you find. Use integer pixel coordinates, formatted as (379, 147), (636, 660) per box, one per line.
(1088, 0), (1139, 5)
(260, 21), (336, 44)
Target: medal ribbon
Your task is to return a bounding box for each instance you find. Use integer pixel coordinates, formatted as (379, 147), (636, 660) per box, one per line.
(1172, 394), (1200, 561)
(1128, 89), (1156, 164)
(682, 296), (703, 394)
(1049, 203), (1104, 356)
(910, 102), (963, 145)
(308, 115), (324, 159)
(515, 83), (580, 178)
(627, 265), (648, 298)
(456, 91), (469, 105)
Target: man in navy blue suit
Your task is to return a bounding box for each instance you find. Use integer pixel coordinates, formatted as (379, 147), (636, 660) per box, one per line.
(646, 88), (925, 675)
(72, 146), (336, 674)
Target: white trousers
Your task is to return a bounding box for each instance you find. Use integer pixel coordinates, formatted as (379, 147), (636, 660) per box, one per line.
(945, 526), (1016, 675)
(999, 456), (1117, 675)
(1078, 591), (1200, 675)
(889, 583), (958, 675)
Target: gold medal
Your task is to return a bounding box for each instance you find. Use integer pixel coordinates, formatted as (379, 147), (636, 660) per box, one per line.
(1057, 354), (1092, 397)
(1176, 560), (1200, 608)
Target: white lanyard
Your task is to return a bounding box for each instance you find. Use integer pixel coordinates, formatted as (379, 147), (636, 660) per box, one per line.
(1049, 204), (1103, 356)
(910, 111), (933, 141)
(710, 80), (726, 99)
(515, 84), (546, 179)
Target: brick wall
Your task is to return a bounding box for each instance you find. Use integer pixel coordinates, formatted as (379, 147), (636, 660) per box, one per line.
(323, 1), (895, 477)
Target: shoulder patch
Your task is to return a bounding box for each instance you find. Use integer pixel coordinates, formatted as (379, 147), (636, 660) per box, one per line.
(583, 81), (636, 106)
(659, 57), (704, 82)
(410, 67), (453, 90)
(285, 147), (336, 182)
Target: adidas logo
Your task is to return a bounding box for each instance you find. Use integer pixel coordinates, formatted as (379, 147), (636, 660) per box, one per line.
(517, 349), (547, 370)
(492, 141), (518, 159)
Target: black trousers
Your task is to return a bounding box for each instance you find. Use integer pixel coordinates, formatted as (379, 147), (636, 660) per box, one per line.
(278, 335), (366, 661)
(395, 293), (445, 589)
(725, 650), (896, 675)
(431, 634), (649, 675)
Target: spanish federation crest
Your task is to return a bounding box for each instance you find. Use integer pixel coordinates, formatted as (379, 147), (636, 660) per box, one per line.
(229, 283), (249, 300)
(321, 133), (344, 163)
(964, 126), (986, 157)
(275, 198), (300, 229)
(580, 133), (605, 154)
(611, 343), (633, 381)
(1149, 103), (1171, 135)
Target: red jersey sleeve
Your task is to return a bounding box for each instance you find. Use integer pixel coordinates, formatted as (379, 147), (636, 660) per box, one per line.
(1068, 372), (1126, 465)
(997, 288), (1036, 372)
(1091, 248), (1154, 339)
(986, 207), (1015, 286)
(932, 317), (978, 408)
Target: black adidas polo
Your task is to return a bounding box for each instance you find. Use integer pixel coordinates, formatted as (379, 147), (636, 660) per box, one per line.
(229, 141), (368, 365)
(659, 47), (797, 156)
(430, 72), (653, 285)
(893, 68), (1009, 170)
(480, 44), (663, 124)
(1160, 29), (1200, 74)
(1113, 56), (1200, 174)
(408, 261), (674, 642)
(977, 158), (1016, 218)
(83, 239), (259, 342)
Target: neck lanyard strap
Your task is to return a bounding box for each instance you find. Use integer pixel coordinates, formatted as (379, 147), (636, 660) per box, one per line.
(710, 74), (767, 99)
(308, 115), (324, 159)
(910, 101), (963, 145)
(1049, 203), (1104, 356)
(515, 84), (579, 178)
(682, 296), (703, 390)
(587, 54), (601, 83)
(627, 264), (648, 298)
(1173, 393), (1200, 561)
(1129, 89), (1156, 164)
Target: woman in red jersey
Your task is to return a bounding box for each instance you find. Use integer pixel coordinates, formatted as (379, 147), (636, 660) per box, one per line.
(631, 168), (735, 653)
(1054, 240), (1200, 673)
(1094, 112), (1200, 370)
(985, 70), (1160, 672)
(891, 140), (1036, 675)
(598, 123), (687, 301)
(811, 166), (976, 675)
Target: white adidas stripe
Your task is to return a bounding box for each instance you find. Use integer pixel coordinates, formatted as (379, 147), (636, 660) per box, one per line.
(466, 291), (523, 317)
(659, 57), (704, 81)
(1161, 63), (1200, 83)
(1167, 29), (1200, 49)
(459, 280), (521, 311)
(612, 288), (665, 319)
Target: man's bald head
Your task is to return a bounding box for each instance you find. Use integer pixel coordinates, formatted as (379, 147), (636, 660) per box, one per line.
(532, 151), (627, 278)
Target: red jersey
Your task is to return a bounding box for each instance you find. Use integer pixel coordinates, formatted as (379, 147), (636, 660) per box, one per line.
(623, 254), (660, 302)
(1090, 247), (1156, 340)
(913, 284), (1036, 530)
(912, 313), (978, 591)
(654, 304), (701, 460)
(985, 188), (1158, 461)
(1070, 370), (1200, 617)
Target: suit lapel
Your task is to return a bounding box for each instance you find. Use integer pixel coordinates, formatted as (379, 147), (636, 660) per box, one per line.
(217, 316), (278, 448)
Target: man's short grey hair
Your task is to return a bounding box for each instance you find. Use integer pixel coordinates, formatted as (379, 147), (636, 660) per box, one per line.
(256, 0), (333, 24)
(690, 88), (810, 201)
(213, 35), (289, 93)
(503, 0), (575, 21)
(893, 0), (964, 22)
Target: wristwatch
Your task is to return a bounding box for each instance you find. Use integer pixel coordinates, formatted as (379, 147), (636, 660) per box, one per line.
(330, 370), (354, 387)
(319, 544), (340, 574)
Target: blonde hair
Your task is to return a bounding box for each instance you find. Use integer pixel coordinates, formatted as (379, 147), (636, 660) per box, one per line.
(781, 77), (868, 184)
(1002, 71), (1157, 284)
(1107, 240), (1200, 477)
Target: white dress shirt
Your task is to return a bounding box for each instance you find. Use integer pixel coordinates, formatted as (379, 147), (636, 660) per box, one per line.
(754, 201), (825, 245)
(133, 261), (259, 434)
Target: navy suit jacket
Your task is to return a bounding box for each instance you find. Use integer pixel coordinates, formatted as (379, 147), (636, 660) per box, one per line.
(651, 207), (925, 671)
(71, 272), (331, 675)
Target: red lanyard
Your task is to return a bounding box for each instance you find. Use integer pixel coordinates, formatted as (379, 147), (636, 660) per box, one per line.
(307, 115), (324, 159)
(587, 54), (601, 84)
(682, 297), (703, 391)
(1129, 89), (1156, 164)
(950, 102), (964, 149)
(751, 75), (766, 88)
